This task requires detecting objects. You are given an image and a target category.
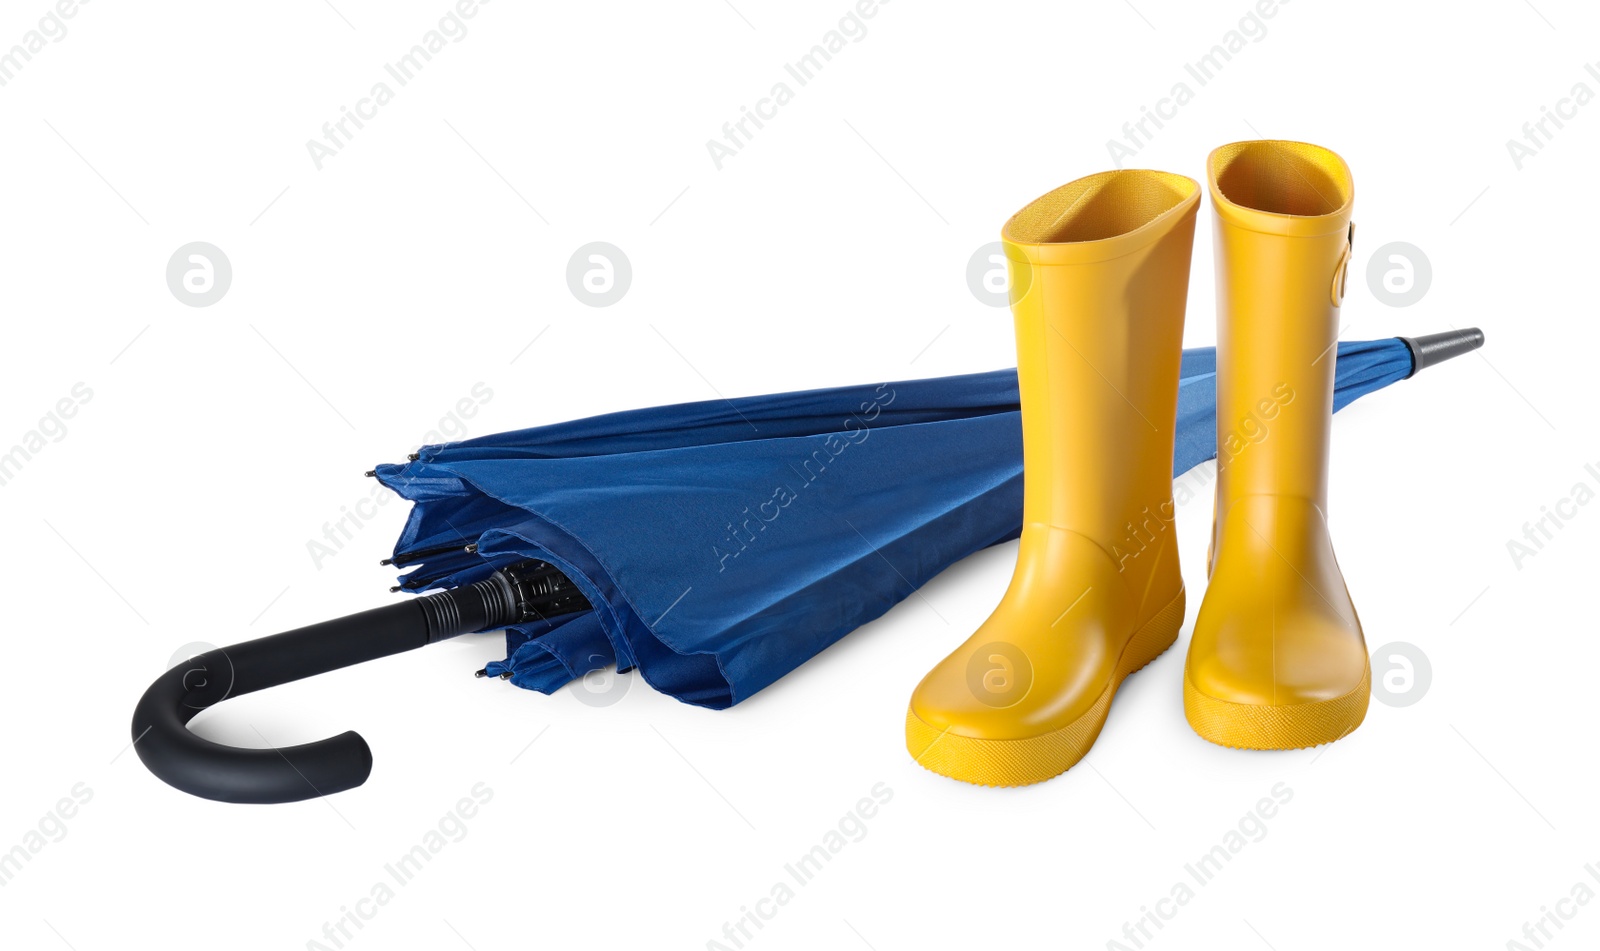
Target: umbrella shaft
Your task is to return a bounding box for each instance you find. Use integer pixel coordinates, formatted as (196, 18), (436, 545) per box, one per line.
(417, 574), (522, 644)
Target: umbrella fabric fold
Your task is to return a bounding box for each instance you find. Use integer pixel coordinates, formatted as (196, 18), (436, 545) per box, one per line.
(374, 338), (1415, 710)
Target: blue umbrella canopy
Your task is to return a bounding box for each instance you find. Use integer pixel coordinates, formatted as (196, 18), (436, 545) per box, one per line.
(372, 332), (1478, 710)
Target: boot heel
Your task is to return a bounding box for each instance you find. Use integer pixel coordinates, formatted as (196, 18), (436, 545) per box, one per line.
(1121, 586), (1186, 679)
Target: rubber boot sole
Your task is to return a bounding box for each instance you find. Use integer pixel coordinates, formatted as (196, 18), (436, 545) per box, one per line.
(906, 587), (1186, 788)
(1183, 662), (1370, 751)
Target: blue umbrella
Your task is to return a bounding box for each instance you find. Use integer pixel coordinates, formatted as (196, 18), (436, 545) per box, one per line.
(130, 329), (1480, 802)
(372, 331), (1482, 710)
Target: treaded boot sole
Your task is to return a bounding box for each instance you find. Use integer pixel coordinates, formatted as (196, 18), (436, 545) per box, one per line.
(906, 588), (1185, 788)
(1183, 662), (1370, 751)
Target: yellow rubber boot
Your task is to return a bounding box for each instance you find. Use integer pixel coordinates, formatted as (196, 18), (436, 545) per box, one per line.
(1183, 140), (1369, 750)
(906, 170), (1199, 786)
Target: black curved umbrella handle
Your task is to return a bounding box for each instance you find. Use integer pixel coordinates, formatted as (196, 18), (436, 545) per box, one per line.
(132, 573), (531, 803)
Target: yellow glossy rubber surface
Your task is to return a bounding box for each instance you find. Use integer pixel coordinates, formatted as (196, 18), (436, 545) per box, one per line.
(907, 169), (1199, 785)
(909, 588), (1185, 787)
(1184, 141), (1369, 750)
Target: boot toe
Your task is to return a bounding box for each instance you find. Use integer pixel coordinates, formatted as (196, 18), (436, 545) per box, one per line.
(1185, 605), (1368, 706)
(906, 584), (1185, 786)
(1183, 596), (1370, 751)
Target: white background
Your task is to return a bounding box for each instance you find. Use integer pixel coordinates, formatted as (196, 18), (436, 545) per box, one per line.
(1, 1), (1596, 948)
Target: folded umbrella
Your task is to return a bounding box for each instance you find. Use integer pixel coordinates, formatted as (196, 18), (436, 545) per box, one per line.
(373, 331), (1482, 708)
(131, 329), (1481, 802)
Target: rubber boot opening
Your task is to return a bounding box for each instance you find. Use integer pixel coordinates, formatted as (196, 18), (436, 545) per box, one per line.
(1004, 170), (1199, 244)
(1211, 141), (1352, 217)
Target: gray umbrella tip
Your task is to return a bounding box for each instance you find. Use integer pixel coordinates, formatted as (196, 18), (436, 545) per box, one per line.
(1401, 328), (1484, 378)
